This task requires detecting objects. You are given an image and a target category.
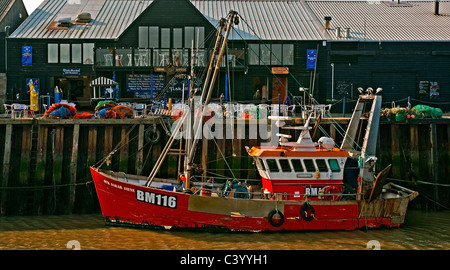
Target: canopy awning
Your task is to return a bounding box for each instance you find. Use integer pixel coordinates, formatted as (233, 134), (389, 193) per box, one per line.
(90, 77), (118, 87)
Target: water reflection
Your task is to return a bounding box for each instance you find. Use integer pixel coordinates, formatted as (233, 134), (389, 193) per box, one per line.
(0, 211), (449, 250)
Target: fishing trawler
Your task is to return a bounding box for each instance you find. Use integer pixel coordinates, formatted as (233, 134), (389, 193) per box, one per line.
(90, 11), (418, 232)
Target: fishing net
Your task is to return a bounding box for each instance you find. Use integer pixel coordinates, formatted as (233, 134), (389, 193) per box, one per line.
(111, 105), (134, 119)
(43, 103), (77, 119)
(95, 100), (116, 111)
(72, 112), (94, 119)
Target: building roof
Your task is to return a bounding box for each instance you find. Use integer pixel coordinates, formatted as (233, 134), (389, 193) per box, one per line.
(191, 0), (325, 40)
(9, 0), (153, 39)
(307, 0), (450, 41)
(8, 0), (450, 42)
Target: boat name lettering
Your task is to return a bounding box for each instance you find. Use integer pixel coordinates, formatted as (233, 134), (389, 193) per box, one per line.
(103, 180), (134, 192)
(136, 189), (177, 209)
(305, 187), (327, 196)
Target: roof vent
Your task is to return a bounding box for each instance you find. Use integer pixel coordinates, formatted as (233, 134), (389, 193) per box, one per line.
(58, 17), (73, 27)
(345, 27), (351, 38)
(435, 0), (440, 15)
(76, 12), (92, 23)
(324, 16), (332, 29)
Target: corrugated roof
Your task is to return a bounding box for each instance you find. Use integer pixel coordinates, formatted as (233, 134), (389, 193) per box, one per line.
(9, 0), (153, 39)
(0, 0), (14, 22)
(10, 0), (450, 42)
(10, 0), (326, 40)
(191, 0), (325, 40)
(306, 0), (450, 41)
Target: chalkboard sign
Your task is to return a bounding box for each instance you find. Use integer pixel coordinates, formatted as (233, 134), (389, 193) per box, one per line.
(126, 74), (165, 92)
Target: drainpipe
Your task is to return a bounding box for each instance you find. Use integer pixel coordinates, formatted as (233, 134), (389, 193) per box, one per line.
(4, 26), (10, 73)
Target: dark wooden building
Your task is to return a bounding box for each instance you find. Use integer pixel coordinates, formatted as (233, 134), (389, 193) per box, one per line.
(5, 0), (450, 111)
(0, 0), (27, 106)
(5, 0), (325, 109)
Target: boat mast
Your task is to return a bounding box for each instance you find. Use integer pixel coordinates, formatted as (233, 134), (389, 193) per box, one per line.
(146, 11), (237, 188)
(184, 11), (238, 191)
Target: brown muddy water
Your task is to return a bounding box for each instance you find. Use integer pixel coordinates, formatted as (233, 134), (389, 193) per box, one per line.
(0, 210), (449, 250)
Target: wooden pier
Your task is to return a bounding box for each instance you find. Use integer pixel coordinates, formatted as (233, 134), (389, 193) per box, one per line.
(0, 116), (448, 215)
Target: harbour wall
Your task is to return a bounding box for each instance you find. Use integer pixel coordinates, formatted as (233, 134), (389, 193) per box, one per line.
(0, 117), (448, 216)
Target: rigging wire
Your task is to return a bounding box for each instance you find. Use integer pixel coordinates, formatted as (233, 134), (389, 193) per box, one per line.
(234, 14), (368, 155)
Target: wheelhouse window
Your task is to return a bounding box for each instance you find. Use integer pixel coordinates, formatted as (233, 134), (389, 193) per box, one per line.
(328, 159), (341, 172)
(279, 159), (291, 172)
(266, 159), (279, 172)
(291, 159), (304, 172)
(316, 159), (328, 172)
(304, 159), (316, 172)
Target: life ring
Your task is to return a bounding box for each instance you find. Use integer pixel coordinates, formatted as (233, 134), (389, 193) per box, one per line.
(300, 202), (315, 222)
(145, 128), (161, 145)
(268, 209), (284, 227)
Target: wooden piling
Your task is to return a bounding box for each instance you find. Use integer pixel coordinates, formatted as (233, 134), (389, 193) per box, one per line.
(1, 124), (12, 215)
(136, 124), (145, 175)
(0, 116), (449, 215)
(69, 124), (80, 212)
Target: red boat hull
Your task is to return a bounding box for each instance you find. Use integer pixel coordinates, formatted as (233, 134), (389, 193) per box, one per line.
(90, 167), (414, 232)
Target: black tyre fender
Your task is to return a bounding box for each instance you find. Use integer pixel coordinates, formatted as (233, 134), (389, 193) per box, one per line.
(145, 128), (161, 145)
(300, 202), (315, 222)
(268, 209), (284, 227)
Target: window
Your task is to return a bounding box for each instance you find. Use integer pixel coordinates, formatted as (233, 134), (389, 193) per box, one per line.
(328, 159), (341, 172)
(304, 159), (316, 172)
(279, 159), (291, 172)
(266, 159), (279, 172)
(134, 48), (150, 67)
(184, 27), (194, 48)
(260, 45), (270, 65)
(48, 43), (94, 64)
(83, 43), (94, 64)
(248, 44), (259, 65)
(248, 43), (295, 66)
(139, 26), (149, 48)
(283, 44), (294, 65)
(255, 158), (264, 171)
(173, 28), (182, 48)
(48, 44), (58, 63)
(271, 44), (282, 65)
(316, 159), (328, 172)
(96, 48), (113, 67)
(116, 48), (132, 67)
(195, 27), (205, 48)
(72, 44), (82, 63)
(60, 44), (70, 63)
(149, 27), (159, 48)
(161, 28), (170, 48)
(291, 159), (304, 172)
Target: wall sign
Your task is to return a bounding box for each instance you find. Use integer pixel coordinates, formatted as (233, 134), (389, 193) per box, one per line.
(127, 74), (165, 93)
(306, 49), (317, 69)
(63, 68), (81, 76)
(22, 46), (32, 66)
